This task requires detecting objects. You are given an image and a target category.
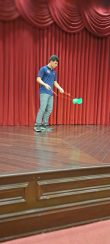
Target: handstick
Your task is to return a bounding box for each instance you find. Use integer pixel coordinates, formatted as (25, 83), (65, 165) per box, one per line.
(51, 89), (82, 104)
(51, 90), (57, 96)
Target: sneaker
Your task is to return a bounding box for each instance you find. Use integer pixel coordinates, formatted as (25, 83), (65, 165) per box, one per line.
(42, 125), (54, 130)
(34, 124), (53, 132)
(34, 125), (42, 132)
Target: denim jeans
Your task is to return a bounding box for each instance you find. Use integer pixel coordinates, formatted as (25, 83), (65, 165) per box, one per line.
(36, 94), (53, 125)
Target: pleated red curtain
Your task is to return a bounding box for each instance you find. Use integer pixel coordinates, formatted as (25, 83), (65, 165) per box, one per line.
(0, 0), (19, 20)
(52, 26), (110, 125)
(0, 0), (110, 125)
(0, 19), (36, 125)
(0, 0), (110, 36)
(0, 18), (109, 125)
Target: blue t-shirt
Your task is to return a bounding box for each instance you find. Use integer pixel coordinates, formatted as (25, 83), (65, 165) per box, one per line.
(37, 65), (57, 95)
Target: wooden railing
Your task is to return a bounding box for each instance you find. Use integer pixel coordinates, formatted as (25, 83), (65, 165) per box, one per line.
(1, 166), (110, 242)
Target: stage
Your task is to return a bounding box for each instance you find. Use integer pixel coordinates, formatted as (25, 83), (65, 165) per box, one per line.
(0, 125), (110, 174)
(0, 125), (110, 241)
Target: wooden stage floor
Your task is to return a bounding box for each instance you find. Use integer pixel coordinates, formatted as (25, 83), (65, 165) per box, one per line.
(0, 125), (110, 241)
(0, 125), (110, 175)
(0, 125), (110, 174)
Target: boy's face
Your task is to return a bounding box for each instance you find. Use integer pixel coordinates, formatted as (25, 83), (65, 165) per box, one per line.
(50, 60), (58, 69)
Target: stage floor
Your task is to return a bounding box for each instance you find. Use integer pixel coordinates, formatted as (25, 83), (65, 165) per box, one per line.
(0, 125), (110, 174)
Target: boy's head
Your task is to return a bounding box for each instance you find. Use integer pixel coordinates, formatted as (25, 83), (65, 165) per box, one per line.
(49, 55), (59, 69)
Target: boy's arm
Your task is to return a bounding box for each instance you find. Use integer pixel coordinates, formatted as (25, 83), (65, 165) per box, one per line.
(37, 77), (51, 90)
(54, 81), (64, 93)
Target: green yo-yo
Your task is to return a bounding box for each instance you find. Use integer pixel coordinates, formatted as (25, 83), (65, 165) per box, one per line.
(72, 98), (83, 104)
(72, 98), (78, 104)
(77, 98), (83, 104)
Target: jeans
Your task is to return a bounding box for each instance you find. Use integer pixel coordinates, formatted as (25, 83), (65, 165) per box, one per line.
(36, 94), (53, 125)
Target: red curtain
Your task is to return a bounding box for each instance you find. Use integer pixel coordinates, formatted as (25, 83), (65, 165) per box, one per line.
(48, 0), (84, 33)
(0, 18), (109, 125)
(15, 0), (53, 28)
(0, 1), (110, 125)
(81, 5), (110, 36)
(0, 0), (109, 36)
(0, 0), (19, 21)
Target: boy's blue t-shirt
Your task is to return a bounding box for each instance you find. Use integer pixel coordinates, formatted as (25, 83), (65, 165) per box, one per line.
(37, 65), (57, 95)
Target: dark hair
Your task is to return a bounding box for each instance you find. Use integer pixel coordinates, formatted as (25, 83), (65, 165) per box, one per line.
(49, 55), (59, 62)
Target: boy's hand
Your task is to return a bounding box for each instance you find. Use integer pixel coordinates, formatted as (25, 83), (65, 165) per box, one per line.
(45, 84), (51, 90)
(59, 88), (64, 93)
